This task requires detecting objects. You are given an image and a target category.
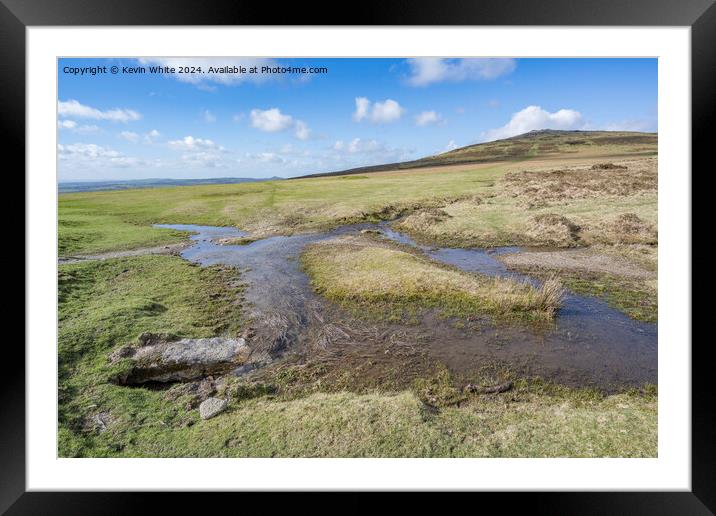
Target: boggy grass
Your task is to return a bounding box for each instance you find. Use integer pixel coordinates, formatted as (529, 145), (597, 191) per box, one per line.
(300, 236), (564, 322)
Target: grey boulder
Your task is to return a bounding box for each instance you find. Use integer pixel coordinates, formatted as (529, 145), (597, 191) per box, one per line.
(110, 336), (250, 384)
(199, 397), (228, 420)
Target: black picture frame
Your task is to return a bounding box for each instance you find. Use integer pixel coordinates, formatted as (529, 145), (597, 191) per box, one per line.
(6, 0), (707, 512)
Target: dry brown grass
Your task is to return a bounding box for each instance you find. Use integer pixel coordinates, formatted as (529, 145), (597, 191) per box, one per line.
(601, 213), (658, 245)
(502, 159), (656, 204)
(526, 213), (582, 247)
(395, 208), (452, 233)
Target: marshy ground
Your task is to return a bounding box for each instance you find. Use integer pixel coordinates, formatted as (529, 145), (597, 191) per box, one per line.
(58, 131), (658, 457)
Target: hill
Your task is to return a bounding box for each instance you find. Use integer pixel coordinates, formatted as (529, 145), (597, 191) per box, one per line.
(299, 130), (657, 178)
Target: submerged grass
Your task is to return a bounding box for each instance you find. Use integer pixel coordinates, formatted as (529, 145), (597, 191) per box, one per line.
(301, 236), (563, 322)
(562, 273), (657, 323)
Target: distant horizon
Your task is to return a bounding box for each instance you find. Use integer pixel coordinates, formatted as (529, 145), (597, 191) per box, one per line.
(58, 175), (283, 184)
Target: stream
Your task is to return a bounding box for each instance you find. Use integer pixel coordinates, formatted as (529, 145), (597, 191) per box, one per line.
(155, 222), (657, 390)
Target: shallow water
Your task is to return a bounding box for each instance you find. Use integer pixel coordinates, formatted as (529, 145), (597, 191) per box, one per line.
(155, 223), (657, 390)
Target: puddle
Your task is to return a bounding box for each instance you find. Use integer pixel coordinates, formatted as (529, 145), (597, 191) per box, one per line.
(155, 223), (657, 390)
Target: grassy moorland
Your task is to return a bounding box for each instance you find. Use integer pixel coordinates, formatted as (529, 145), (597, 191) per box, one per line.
(58, 130), (656, 256)
(58, 130), (658, 457)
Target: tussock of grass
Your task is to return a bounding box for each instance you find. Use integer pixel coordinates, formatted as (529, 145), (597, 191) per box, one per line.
(301, 237), (563, 321)
(527, 213), (582, 247)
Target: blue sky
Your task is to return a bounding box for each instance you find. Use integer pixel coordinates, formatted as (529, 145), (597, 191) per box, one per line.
(57, 57), (657, 181)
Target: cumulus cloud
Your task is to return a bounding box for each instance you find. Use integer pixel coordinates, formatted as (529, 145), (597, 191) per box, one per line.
(353, 97), (371, 122)
(58, 120), (100, 134)
(166, 136), (231, 168)
(57, 143), (141, 168)
(202, 110), (216, 123)
(168, 135), (224, 151)
(352, 97), (403, 124)
(250, 108), (294, 132)
(120, 131), (140, 143)
(137, 57), (281, 86)
(482, 105), (585, 141)
(246, 152), (286, 164)
(144, 129), (161, 143)
(415, 110), (443, 126)
(250, 108), (310, 139)
(58, 99), (141, 123)
(406, 58), (516, 86)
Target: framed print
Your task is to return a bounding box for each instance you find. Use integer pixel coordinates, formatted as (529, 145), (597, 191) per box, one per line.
(7, 0), (710, 511)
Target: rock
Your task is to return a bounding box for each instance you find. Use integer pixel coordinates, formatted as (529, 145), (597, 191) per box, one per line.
(110, 336), (250, 385)
(199, 397), (228, 420)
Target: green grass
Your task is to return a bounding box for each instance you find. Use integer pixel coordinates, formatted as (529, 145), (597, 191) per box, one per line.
(89, 387), (655, 458)
(59, 164), (511, 255)
(58, 255), (245, 457)
(58, 210), (188, 256)
(300, 236), (564, 322)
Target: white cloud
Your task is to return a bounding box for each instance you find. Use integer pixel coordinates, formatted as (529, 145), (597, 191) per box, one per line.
(58, 99), (141, 123)
(58, 120), (100, 134)
(444, 140), (458, 152)
(353, 97), (404, 124)
(74, 125), (100, 134)
(332, 137), (412, 162)
(137, 57), (281, 86)
(294, 120), (310, 140)
(166, 136), (230, 168)
(250, 108), (293, 132)
(144, 129), (161, 143)
(246, 152), (286, 164)
(353, 97), (371, 122)
(202, 110), (217, 123)
(250, 108), (310, 139)
(415, 110), (443, 126)
(120, 131), (140, 143)
(57, 143), (142, 169)
(168, 136), (224, 151)
(372, 99), (403, 123)
(483, 105), (585, 141)
(58, 143), (121, 159)
(406, 58), (516, 87)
